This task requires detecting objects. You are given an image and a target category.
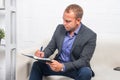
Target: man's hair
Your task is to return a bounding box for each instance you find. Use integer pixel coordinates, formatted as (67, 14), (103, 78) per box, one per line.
(64, 4), (83, 19)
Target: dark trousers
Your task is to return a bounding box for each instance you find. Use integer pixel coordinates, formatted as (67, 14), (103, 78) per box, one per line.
(29, 61), (93, 80)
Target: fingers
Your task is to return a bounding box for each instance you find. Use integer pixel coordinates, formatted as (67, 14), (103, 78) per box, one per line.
(46, 60), (63, 72)
(39, 52), (44, 58)
(47, 63), (58, 71)
(35, 50), (44, 58)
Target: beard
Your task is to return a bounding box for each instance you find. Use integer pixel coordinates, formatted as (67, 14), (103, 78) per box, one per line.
(65, 26), (76, 33)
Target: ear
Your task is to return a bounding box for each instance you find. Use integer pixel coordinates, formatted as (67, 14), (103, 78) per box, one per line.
(76, 18), (81, 24)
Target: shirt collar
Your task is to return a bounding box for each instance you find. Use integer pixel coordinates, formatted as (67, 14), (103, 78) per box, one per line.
(74, 24), (81, 35)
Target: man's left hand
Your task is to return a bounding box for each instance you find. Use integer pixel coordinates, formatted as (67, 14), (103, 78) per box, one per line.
(46, 60), (64, 72)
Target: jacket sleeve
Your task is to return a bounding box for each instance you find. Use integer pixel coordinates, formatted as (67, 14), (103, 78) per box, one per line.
(43, 25), (60, 58)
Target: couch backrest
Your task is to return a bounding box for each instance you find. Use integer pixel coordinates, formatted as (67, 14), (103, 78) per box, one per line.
(91, 37), (120, 67)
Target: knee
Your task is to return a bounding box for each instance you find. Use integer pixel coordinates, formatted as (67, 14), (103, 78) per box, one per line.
(32, 61), (41, 69)
(32, 61), (47, 69)
(32, 61), (39, 67)
(78, 67), (92, 78)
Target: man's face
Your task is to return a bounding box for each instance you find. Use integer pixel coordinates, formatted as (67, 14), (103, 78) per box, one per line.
(63, 11), (81, 32)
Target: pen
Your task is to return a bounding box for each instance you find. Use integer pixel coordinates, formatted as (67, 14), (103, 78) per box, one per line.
(40, 46), (43, 51)
(40, 46), (43, 57)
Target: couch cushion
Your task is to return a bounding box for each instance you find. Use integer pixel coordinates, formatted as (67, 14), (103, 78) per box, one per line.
(43, 75), (74, 80)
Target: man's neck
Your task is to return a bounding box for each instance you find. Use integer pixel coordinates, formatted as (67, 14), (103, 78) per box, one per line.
(69, 24), (80, 37)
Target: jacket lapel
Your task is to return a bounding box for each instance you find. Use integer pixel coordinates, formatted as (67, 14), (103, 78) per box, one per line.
(70, 24), (85, 53)
(59, 27), (66, 52)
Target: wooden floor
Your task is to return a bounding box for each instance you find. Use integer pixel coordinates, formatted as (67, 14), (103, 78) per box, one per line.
(0, 46), (5, 80)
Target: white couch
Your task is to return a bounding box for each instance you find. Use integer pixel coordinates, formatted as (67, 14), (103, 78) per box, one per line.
(16, 36), (120, 80)
(91, 36), (120, 80)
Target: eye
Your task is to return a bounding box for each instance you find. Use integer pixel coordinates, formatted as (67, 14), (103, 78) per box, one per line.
(65, 20), (71, 23)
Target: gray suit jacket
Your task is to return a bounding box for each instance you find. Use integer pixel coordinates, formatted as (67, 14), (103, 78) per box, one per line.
(44, 23), (97, 73)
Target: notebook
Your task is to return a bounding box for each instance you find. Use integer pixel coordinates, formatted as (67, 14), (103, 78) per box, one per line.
(22, 54), (52, 63)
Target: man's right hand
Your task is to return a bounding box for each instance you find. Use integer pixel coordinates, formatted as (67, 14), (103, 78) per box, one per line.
(35, 50), (44, 58)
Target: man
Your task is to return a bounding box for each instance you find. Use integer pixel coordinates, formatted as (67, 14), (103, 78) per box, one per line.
(29, 4), (97, 80)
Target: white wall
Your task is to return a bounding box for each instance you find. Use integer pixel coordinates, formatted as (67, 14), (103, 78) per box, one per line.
(17, 0), (120, 52)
